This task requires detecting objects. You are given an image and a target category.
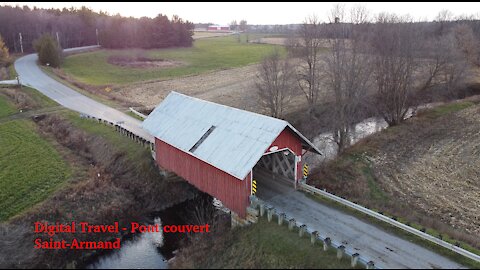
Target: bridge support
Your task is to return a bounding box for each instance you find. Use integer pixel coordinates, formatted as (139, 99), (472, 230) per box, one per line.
(288, 218), (296, 231)
(299, 224), (306, 238)
(311, 231), (319, 245)
(351, 253), (360, 267)
(323, 237), (331, 251)
(366, 261), (375, 269)
(337, 245), (345, 259)
(278, 213), (286, 226)
(267, 207), (274, 222)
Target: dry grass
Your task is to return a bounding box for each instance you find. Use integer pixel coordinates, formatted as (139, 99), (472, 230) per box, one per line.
(310, 97), (480, 249)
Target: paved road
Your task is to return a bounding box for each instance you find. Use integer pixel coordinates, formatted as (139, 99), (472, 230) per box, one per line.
(255, 171), (465, 269)
(14, 46), (153, 142)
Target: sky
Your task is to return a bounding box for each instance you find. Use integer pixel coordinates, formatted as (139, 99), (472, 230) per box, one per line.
(2, 2), (479, 25)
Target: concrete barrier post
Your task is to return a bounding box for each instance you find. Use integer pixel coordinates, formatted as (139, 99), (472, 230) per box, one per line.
(259, 204), (265, 217)
(366, 261), (375, 269)
(323, 237), (331, 251)
(288, 218), (295, 231)
(311, 231), (319, 245)
(299, 224), (306, 238)
(278, 213), (285, 226)
(337, 245), (345, 259)
(267, 207), (274, 222)
(351, 253), (360, 267)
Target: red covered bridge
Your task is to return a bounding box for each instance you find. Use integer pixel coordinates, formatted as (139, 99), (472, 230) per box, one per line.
(142, 92), (321, 218)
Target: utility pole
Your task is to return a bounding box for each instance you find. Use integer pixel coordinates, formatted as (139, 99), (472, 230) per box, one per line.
(96, 28), (99, 46)
(19, 32), (23, 54)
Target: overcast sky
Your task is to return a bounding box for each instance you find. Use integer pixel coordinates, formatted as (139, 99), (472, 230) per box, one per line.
(2, 2), (479, 25)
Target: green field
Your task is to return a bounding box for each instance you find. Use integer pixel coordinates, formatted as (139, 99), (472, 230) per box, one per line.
(0, 95), (16, 117)
(0, 119), (71, 221)
(61, 35), (284, 85)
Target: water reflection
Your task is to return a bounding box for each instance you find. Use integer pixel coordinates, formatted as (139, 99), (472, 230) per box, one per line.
(87, 218), (167, 269)
(303, 104), (435, 167)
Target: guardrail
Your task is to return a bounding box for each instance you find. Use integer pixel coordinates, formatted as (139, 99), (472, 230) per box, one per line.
(298, 182), (480, 264)
(79, 113), (154, 151)
(249, 196), (379, 269)
(128, 107), (147, 119)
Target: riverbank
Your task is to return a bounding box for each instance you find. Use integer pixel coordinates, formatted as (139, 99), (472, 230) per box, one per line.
(309, 95), (480, 255)
(0, 85), (197, 268)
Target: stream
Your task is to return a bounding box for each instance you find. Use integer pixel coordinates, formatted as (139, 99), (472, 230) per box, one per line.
(303, 103), (437, 168)
(85, 103), (438, 269)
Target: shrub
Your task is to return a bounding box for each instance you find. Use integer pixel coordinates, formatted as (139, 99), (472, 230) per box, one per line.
(33, 34), (63, 68)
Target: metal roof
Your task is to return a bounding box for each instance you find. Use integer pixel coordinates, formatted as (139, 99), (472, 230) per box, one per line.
(142, 91), (321, 180)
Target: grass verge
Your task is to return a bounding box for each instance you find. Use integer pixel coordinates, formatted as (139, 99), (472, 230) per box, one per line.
(172, 217), (358, 269)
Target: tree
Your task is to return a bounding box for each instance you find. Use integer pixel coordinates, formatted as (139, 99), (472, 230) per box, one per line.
(419, 31), (469, 98)
(239, 19), (248, 42)
(255, 49), (295, 118)
(295, 15), (324, 118)
(0, 34), (9, 67)
(452, 23), (479, 66)
(230, 20), (237, 31)
(33, 33), (63, 68)
(323, 5), (373, 152)
(370, 14), (418, 126)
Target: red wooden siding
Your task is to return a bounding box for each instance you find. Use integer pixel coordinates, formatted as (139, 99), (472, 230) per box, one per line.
(155, 138), (251, 218)
(264, 128), (303, 180)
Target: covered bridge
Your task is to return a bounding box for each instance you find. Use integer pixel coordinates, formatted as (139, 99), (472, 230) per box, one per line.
(142, 92), (321, 218)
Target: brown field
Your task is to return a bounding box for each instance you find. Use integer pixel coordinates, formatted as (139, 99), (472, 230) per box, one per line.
(311, 97), (480, 247)
(113, 63), (307, 115)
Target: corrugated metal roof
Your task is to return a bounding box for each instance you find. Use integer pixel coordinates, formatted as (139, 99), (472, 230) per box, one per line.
(142, 91), (321, 180)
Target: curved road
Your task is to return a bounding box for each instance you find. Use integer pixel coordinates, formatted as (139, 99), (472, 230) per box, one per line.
(14, 46), (153, 142)
(14, 46), (465, 269)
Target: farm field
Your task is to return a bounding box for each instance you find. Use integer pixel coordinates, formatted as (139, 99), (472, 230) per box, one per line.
(310, 98), (480, 249)
(61, 35), (284, 86)
(0, 94), (70, 221)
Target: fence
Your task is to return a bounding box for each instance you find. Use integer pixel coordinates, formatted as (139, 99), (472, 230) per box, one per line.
(297, 181), (480, 264)
(249, 195), (379, 269)
(79, 113), (154, 152)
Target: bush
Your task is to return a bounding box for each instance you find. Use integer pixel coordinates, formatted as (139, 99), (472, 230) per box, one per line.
(0, 34), (9, 68)
(33, 34), (63, 68)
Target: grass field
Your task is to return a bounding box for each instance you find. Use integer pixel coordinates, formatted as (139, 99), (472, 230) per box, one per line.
(0, 95), (16, 117)
(61, 35), (284, 85)
(172, 218), (357, 269)
(0, 119), (71, 221)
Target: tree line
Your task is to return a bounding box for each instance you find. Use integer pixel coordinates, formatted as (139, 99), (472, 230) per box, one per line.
(256, 5), (480, 153)
(0, 5), (194, 52)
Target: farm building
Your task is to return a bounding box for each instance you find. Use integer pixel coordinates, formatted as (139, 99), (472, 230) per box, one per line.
(207, 25), (230, 31)
(142, 92), (321, 218)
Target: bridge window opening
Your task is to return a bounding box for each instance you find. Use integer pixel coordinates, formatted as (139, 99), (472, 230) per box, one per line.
(189, 125), (216, 153)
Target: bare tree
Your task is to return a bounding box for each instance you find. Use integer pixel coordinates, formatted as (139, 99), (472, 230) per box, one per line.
(452, 23), (479, 66)
(370, 14), (419, 126)
(230, 20), (237, 31)
(419, 31), (469, 97)
(256, 49), (295, 118)
(322, 4), (373, 152)
(296, 15), (324, 117)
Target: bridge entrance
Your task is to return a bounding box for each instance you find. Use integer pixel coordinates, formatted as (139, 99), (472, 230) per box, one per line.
(253, 148), (297, 200)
